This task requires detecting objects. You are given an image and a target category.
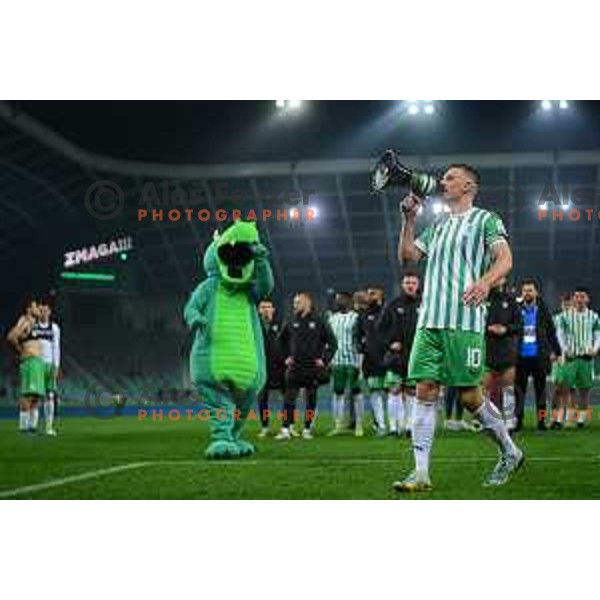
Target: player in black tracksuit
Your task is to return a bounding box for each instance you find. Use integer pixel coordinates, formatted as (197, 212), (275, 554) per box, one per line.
(483, 284), (522, 432)
(277, 292), (337, 439)
(377, 273), (420, 436)
(256, 299), (285, 437)
(356, 286), (387, 434)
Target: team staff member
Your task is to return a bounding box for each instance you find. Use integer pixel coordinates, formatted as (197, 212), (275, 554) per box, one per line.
(514, 279), (561, 431)
(378, 271), (420, 437)
(256, 298), (285, 437)
(277, 292), (337, 440)
(356, 286), (387, 435)
(483, 281), (521, 432)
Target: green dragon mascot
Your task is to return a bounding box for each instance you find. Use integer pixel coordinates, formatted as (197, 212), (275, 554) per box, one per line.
(184, 220), (274, 459)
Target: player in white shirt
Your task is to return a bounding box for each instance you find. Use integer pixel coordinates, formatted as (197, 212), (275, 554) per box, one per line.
(34, 301), (61, 435)
(327, 293), (364, 436)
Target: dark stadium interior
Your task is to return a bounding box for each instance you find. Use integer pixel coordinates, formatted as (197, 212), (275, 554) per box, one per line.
(1, 100), (600, 402)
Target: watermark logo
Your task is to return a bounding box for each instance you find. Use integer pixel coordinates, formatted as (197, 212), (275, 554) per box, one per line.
(137, 408), (314, 423)
(83, 386), (202, 420)
(136, 207), (316, 223)
(85, 180), (125, 221)
(82, 385), (316, 424)
(536, 182), (600, 222)
(84, 179), (318, 223)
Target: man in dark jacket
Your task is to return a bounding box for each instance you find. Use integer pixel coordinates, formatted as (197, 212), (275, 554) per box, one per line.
(276, 292), (338, 440)
(356, 286), (387, 435)
(483, 281), (521, 432)
(514, 279), (561, 431)
(377, 272), (420, 436)
(256, 298), (285, 437)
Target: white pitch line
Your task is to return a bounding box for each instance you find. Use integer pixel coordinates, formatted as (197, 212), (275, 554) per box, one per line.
(1, 455), (598, 498)
(0, 462), (152, 499)
(0, 459), (262, 499)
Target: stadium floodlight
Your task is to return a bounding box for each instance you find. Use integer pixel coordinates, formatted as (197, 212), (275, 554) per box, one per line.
(289, 206), (318, 220)
(406, 100), (437, 116)
(408, 102), (420, 115)
(275, 100), (304, 112)
(540, 100), (572, 112)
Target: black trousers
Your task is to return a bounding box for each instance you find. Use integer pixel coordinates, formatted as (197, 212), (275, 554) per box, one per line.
(515, 356), (547, 427)
(257, 386), (283, 427)
(257, 387), (270, 427)
(283, 366), (319, 429)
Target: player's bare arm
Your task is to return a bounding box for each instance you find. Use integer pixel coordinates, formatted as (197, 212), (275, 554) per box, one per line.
(398, 193), (424, 264)
(463, 240), (512, 306)
(6, 316), (30, 354)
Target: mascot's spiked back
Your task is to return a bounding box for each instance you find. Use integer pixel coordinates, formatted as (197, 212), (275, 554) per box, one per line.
(184, 221), (274, 459)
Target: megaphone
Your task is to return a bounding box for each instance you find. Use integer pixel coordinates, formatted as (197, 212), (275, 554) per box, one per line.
(371, 149), (439, 197)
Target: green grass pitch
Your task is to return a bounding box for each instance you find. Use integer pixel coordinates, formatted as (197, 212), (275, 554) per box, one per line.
(1, 414), (599, 499)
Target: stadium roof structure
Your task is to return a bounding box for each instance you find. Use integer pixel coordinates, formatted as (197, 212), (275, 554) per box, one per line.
(1, 100), (600, 308)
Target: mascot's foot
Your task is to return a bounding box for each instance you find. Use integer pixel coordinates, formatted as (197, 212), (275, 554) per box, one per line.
(204, 440), (241, 460)
(234, 439), (256, 457)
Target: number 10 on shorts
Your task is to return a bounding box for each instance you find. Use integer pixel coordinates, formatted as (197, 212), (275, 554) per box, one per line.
(466, 347), (481, 369)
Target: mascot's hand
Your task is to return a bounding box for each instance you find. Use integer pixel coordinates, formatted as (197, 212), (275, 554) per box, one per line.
(190, 317), (208, 333)
(252, 242), (269, 259)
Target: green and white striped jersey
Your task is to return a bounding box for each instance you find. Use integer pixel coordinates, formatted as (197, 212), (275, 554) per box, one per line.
(554, 308), (600, 356)
(414, 206), (508, 333)
(328, 311), (360, 367)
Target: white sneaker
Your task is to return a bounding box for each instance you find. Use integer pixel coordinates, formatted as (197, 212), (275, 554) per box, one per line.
(289, 427), (301, 438)
(455, 420), (471, 431)
(444, 419), (459, 431)
(393, 470), (433, 493)
(45, 428), (57, 436)
(483, 449), (525, 486)
(275, 428), (291, 440)
(258, 428), (270, 438)
(302, 428), (313, 440)
(354, 426), (364, 437)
